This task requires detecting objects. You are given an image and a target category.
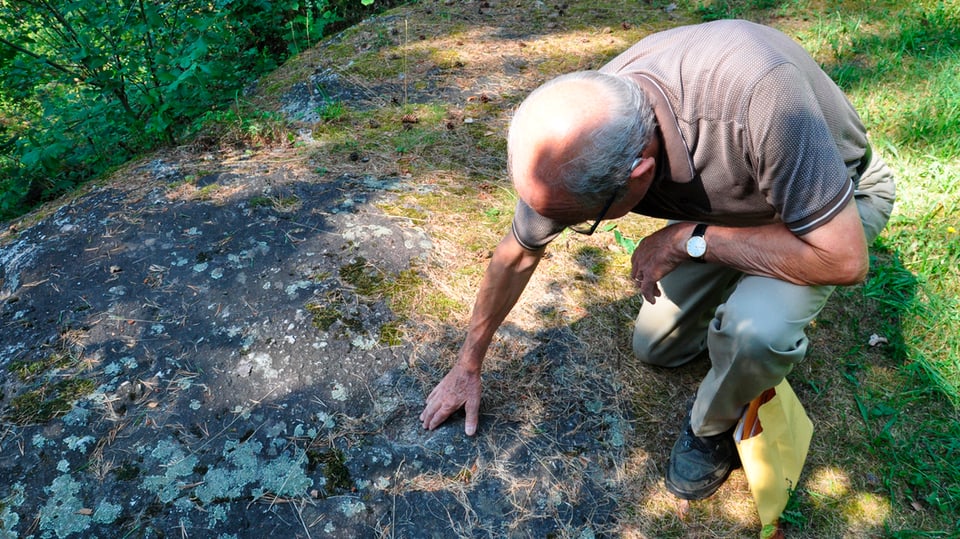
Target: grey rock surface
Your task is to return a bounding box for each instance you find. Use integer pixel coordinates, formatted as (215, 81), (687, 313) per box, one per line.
(0, 156), (628, 538)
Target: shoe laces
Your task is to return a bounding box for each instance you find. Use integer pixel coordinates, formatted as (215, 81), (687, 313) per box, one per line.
(682, 425), (725, 453)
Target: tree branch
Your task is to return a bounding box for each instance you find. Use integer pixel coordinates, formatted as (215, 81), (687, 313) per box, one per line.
(0, 36), (81, 78)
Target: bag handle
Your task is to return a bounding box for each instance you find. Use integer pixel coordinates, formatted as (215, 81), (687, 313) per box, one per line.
(741, 387), (777, 440)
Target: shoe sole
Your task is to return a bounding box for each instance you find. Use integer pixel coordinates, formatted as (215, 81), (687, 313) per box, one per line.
(664, 464), (736, 500)
(664, 452), (742, 501)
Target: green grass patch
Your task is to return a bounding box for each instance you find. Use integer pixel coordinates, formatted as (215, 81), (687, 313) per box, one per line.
(788, 2), (960, 159)
(685, 0), (781, 21)
(9, 353), (75, 383)
(4, 378), (96, 425)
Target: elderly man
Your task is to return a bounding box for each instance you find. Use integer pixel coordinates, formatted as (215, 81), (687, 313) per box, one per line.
(419, 19), (896, 500)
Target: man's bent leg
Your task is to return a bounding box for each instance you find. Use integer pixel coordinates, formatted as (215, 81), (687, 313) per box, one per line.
(667, 276), (833, 499)
(691, 276), (835, 437)
(855, 152), (896, 245)
(681, 153), (892, 436)
(632, 261), (741, 367)
(661, 154), (892, 499)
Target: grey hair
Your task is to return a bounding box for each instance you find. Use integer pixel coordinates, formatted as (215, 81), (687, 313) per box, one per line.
(509, 71), (657, 206)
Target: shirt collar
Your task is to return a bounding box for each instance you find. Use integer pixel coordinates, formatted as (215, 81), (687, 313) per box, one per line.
(628, 74), (696, 184)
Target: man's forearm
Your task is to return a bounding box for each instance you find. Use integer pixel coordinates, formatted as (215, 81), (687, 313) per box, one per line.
(703, 200), (869, 286)
(457, 232), (544, 371)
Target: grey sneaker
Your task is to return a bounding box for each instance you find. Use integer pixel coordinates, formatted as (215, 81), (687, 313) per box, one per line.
(665, 410), (740, 500)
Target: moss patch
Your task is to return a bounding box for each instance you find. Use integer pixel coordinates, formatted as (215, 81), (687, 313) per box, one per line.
(339, 256), (386, 296)
(377, 203), (429, 222)
(112, 463), (141, 482)
(248, 194), (301, 211)
(308, 262), (424, 343)
(307, 449), (351, 497)
(9, 352), (76, 383)
(4, 378), (96, 425)
(378, 320), (404, 346)
(307, 303), (343, 331)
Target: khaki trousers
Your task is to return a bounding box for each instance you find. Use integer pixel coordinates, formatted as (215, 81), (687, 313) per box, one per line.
(632, 154), (897, 436)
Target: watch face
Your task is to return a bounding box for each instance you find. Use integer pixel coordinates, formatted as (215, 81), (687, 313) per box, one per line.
(686, 236), (707, 258)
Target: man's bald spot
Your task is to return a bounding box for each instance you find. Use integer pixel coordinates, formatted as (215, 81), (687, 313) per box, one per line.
(509, 78), (617, 218)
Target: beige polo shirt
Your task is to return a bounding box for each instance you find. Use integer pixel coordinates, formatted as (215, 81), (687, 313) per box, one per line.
(512, 20), (871, 250)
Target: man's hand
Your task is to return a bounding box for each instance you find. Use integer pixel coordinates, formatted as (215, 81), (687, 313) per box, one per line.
(630, 223), (690, 303)
(420, 362), (482, 436)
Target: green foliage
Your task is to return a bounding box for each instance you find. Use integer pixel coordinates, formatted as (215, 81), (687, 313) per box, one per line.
(194, 103), (291, 147)
(685, 0), (780, 21)
(777, 486), (809, 531)
(317, 100), (348, 122)
(613, 228), (639, 254)
(0, 0), (352, 221)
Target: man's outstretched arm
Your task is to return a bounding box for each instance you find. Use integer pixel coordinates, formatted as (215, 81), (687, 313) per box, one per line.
(420, 231), (544, 435)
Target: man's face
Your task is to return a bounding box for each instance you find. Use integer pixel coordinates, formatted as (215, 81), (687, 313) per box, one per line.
(508, 77), (653, 225)
(511, 136), (657, 229)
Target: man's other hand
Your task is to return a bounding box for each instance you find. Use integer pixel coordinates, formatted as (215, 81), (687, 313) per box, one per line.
(420, 362), (482, 436)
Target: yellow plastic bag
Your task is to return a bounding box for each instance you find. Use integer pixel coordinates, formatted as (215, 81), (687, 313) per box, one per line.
(735, 379), (813, 536)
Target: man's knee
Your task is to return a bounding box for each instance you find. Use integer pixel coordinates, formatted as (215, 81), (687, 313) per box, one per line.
(632, 326), (704, 368)
(709, 303), (809, 376)
(632, 329), (660, 365)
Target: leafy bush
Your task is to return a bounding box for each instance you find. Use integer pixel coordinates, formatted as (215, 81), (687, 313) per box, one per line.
(0, 0), (392, 221)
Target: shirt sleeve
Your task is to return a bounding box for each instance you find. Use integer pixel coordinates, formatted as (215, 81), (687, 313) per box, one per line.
(748, 63), (854, 235)
(510, 199), (567, 251)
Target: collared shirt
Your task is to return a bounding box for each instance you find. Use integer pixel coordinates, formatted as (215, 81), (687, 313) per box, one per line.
(512, 20), (870, 251)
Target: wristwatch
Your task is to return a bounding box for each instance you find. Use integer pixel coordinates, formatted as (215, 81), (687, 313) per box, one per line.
(686, 223), (708, 262)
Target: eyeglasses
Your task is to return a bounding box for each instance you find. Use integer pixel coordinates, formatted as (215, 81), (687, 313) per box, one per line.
(568, 189), (619, 236)
(568, 156), (642, 235)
